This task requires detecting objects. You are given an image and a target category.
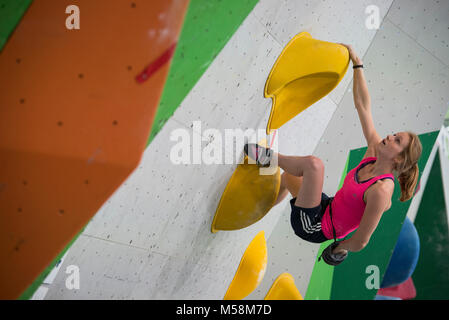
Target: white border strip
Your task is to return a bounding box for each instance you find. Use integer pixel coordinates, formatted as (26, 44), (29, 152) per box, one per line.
(438, 126), (449, 228)
(406, 129), (443, 223)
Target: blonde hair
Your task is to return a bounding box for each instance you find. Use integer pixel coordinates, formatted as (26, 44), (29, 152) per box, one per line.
(394, 131), (422, 202)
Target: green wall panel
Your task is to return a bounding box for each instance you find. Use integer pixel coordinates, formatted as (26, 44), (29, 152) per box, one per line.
(0, 0), (32, 51)
(413, 149), (449, 299)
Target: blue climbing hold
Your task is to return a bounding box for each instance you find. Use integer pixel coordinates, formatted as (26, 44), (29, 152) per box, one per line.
(381, 217), (420, 288)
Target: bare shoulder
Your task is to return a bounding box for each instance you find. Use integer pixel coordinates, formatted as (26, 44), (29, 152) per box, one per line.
(365, 179), (394, 211)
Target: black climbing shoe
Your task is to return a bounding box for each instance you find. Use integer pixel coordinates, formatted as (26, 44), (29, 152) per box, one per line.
(243, 143), (273, 167)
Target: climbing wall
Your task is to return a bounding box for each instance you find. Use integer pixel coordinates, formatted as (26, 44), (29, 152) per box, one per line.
(4, 0), (449, 300)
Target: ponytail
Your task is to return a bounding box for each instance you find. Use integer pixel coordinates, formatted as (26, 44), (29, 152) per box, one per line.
(396, 132), (422, 202)
(398, 163), (419, 202)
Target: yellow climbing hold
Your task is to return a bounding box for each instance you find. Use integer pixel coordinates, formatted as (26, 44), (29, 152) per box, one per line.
(211, 138), (280, 233)
(224, 231), (268, 300)
(265, 31), (349, 134)
(264, 272), (304, 300)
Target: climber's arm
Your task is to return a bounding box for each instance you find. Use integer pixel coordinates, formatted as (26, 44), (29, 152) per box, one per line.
(353, 61), (382, 148)
(333, 183), (392, 253)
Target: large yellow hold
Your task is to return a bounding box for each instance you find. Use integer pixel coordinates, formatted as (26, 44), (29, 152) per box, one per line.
(224, 231), (268, 300)
(265, 31), (349, 134)
(211, 140), (280, 233)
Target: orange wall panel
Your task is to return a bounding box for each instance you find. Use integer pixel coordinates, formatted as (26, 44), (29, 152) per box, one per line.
(0, 0), (189, 299)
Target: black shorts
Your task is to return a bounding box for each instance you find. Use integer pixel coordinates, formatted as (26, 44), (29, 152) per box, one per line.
(290, 193), (333, 243)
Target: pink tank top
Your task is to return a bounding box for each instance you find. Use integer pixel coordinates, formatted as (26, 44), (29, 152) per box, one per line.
(321, 157), (394, 240)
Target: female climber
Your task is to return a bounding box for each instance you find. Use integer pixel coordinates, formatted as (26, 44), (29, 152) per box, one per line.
(244, 43), (422, 265)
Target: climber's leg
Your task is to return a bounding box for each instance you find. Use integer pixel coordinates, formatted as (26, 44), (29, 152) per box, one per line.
(274, 171), (303, 205)
(277, 154), (324, 208)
